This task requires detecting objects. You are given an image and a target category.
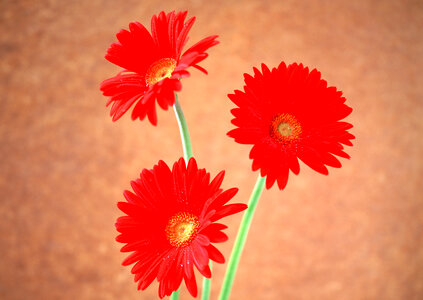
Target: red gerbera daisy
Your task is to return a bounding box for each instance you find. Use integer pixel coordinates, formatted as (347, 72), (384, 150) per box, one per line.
(115, 157), (247, 298)
(100, 11), (219, 125)
(228, 62), (354, 190)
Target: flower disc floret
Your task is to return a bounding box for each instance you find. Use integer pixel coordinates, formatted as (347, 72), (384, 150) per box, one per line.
(270, 113), (302, 145)
(145, 58), (177, 86)
(166, 212), (199, 247)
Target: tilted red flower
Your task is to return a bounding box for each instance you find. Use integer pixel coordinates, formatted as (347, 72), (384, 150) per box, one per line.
(100, 11), (219, 125)
(228, 62), (354, 190)
(115, 158), (247, 298)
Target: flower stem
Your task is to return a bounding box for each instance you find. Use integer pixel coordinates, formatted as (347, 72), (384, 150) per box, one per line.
(201, 263), (212, 300)
(173, 93), (193, 161)
(218, 175), (266, 300)
(170, 289), (179, 300)
(172, 93), (212, 299)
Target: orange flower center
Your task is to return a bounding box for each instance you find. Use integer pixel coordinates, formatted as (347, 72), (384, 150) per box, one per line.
(145, 58), (177, 86)
(270, 113), (302, 144)
(165, 212), (199, 247)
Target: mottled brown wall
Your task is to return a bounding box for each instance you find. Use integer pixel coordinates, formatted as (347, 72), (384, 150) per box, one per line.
(1, 0), (422, 299)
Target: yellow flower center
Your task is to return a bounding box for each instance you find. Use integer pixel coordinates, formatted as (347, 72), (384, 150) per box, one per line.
(145, 58), (177, 86)
(270, 113), (302, 144)
(165, 212), (199, 247)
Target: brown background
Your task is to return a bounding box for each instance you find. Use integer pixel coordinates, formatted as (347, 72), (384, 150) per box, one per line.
(1, 0), (422, 299)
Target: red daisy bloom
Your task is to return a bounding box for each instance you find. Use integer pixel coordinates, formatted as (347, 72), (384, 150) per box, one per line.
(100, 11), (219, 125)
(228, 62), (354, 190)
(115, 158), (247, 298)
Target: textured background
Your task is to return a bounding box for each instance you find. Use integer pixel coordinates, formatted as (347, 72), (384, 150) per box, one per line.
(1, 0), (422, 299)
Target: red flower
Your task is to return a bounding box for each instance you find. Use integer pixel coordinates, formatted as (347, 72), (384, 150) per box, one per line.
(115, 158), (247, 298)
(228, 62), (354, 190)
(100, 11), (219, 125)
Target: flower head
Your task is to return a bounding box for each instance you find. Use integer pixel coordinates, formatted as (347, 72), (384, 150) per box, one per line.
(100, 11), (219, 125)
(228, 62), (354, 190)
(116, 158), (247, 298)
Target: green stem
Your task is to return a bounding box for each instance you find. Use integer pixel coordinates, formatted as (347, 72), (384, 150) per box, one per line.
(170, 289), (179, 300)
(172, 93), (212, 299)
(173, 93), (193, 161)
(170, 93), (190, 300)
(218, 175), (266, 300)
(201, 262), (212, 300)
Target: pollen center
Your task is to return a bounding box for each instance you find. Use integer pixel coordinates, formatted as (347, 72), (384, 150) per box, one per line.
(270, 113), (302, 144)
(277, 122), (292, 136)
(165, 212), (199, 247)
(145, 58), (177, 86)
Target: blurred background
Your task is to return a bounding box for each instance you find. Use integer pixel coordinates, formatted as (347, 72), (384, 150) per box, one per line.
(1, 0), (422, 299)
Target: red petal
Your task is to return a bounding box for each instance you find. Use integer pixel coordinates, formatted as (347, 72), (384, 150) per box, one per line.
(211, 203), (248, 221)
(184, 271), (197, 297)
(298, 148), (329, 175)
(207, 244), (225, 264)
